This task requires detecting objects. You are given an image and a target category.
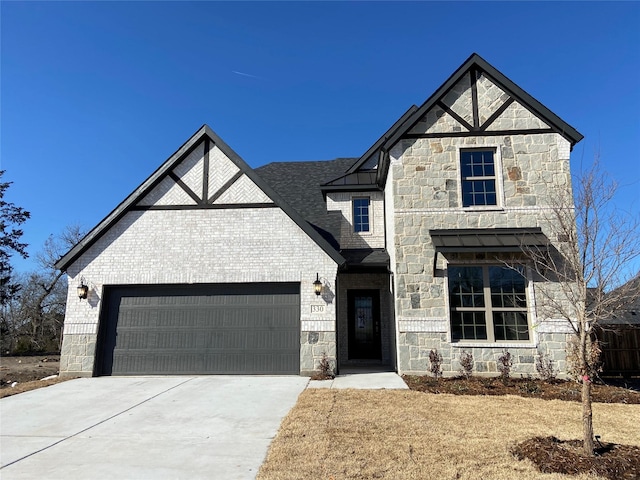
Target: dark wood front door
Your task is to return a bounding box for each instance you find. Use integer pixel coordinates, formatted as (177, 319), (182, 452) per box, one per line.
(348, 290), (381, 359)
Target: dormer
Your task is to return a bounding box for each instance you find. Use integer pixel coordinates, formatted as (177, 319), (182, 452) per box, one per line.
(321, 163), (384, 249)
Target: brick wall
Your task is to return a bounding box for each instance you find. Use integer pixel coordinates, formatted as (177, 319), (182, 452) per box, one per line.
(326, 191), (385, 248)
(61, 141), (339, 377)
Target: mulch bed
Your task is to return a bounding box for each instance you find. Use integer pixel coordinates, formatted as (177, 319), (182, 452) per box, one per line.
(512, 436), (640, 479)
(402, 375), (640, 404)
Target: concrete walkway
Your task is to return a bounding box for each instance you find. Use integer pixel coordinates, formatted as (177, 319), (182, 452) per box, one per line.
(308, 371), (408, 389)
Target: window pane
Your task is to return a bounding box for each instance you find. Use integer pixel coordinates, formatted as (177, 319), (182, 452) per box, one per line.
(460, 150), (496, 207)
(450, 264), (530, 343)
(448, 266), (484, 307)
(489, 266), (526, 307)
(482, 152), (495, 176)
(462, 180), (497, 207)
(461, 150), (495, 177)
(460, 151), (473, 177)
(451, 311), (488, 341)
(353, 198), (370, 232)
(493, 311), (529, 341)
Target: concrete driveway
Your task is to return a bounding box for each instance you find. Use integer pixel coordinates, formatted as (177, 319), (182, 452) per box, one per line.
(0, 376), (308, 479)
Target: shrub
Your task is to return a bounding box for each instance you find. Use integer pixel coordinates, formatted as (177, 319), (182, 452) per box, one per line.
(497, 349), (512, 384)
(518, 374), (542, 395)
(316, 352), (335, 380)
(428, 349), (443, 379)
(458, 350), (474, 379)
(535, 350), (557, 382)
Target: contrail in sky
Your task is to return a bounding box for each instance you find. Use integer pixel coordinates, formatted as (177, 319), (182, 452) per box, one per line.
(232, 70), (262, 79)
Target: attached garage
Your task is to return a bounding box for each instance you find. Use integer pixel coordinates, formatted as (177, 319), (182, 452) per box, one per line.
(57, 126), (343, 378)
(96, 283), (300, 375)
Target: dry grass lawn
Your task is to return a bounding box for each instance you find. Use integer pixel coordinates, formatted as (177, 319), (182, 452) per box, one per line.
(257, 390), (640, 480)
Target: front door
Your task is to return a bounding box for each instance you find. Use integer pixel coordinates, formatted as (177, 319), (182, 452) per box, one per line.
(347, 290), (381, 359)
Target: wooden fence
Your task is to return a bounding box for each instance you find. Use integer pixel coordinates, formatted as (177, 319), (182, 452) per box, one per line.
(595, 325), (640, 377)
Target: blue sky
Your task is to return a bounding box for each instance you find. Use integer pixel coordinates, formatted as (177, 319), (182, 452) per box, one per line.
(2, 1), (639, 273)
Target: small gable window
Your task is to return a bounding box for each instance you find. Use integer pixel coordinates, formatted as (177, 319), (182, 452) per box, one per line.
(460, 149), (497, 207)
(353, 197), (370, 232)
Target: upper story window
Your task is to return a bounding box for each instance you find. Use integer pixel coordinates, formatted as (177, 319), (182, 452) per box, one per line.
(353, 197), (370, 232)
(448, 265), (530, 343)
(460, 149), (497, 207)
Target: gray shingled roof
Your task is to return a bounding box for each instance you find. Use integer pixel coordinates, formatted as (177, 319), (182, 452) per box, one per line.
(257, 159), (391, 270)
(256, 158), (356, 249)
(604, 275), (640, 325)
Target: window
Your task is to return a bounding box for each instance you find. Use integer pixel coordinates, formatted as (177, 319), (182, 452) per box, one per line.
(460, 150), (497, 207)
(353, 197), (370, 232)
(448, 265), (530, 342)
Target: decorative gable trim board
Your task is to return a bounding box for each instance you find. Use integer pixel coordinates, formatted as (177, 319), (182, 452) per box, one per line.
(55, 125), (208, 271)
(321, 105), (419, 193)
(56, 125), (345, 271)
(382, 54), (583, 150)
(345, 105), (419, 175)
(131, 203), (279, 211)
(322, 105), (419, 192)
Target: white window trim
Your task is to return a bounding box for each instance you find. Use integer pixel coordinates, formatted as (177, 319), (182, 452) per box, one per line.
(457, 146), (505, 211)
(445, 261), (536, 346)
(352, 195), (373, 236)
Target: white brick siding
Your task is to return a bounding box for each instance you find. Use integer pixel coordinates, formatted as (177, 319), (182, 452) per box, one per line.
(60, 137), (339, 377)
(326, 191), (385, 248)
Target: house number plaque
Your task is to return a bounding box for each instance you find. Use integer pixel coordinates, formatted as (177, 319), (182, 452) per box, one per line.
(310, 304), (325, 314)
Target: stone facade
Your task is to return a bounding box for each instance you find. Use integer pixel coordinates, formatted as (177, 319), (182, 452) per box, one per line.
(387, 71), (578, 376)
(397, 331), (570, 377)
(300, 331), (336, 376)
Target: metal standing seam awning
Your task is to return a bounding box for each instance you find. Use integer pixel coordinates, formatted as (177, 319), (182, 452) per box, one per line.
(429, 227), (550, 272)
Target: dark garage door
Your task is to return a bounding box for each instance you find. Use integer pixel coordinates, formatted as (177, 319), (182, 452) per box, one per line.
(97, 283), (300, 375)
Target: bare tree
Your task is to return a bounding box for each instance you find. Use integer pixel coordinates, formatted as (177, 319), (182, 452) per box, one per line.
(0, 225), (85, 353)
(524, 158), (640, 454)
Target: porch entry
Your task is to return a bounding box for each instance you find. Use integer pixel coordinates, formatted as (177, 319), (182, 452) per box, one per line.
(347, 290), (381, 359)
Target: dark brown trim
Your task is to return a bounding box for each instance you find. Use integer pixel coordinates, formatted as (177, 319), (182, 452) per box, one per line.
(208, 170), (244, 204)
(376, 149), (389, 188)
(132, 140), (205, 210)
(345, 105), (418, 175)
(321, 184), (381, 194)
(479, 97), (515, 132)
(471, 68), (480, 129)
(131, 203), (277, 211)
(402, 128), (555, 139)
(168, 171), (203, 205)
(377, 53), (583, 170)
(56, 125), (347, 271)
(437, 100), (474, 132)
(203, 137), (210, 203)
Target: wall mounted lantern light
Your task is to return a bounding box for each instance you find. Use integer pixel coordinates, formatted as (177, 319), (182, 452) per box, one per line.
(313, 273), (323, 296)
(77, 277), (89, 300)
